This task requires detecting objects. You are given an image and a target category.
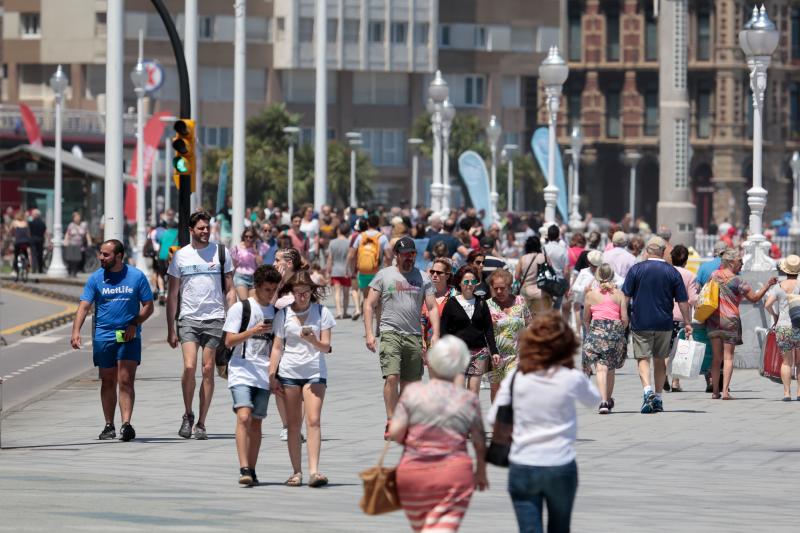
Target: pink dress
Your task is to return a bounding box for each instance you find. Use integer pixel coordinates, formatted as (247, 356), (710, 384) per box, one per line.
(394, 380), (483, 532)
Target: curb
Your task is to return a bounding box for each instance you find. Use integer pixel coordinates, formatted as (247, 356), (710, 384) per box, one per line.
(0, 274), (87, 287)
(1, 281), (84, 337)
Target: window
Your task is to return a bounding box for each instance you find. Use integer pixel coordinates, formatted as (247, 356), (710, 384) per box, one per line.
(697, 5), (711, 61)
(474, 26), (487, 49)
(200, 16), (214, 40)
(568, 88), (582, 128)
(146, 13), (168, 39)
(510, 27), (535, 52)
(299, 17), (314, 43)
(391, 22), (407, 44)
(644, 82), (659, 136)
(697, 85), (712, 138)
(359, 129), (406, 167)
(95, 12), (107, 37)
(246, 17), (270, 42)
(368, 21), (385, 43)
(281, 70), (337, 104)
(501, 76), (520, 107)
(606, 88), (621, 138)
(568, 6), (582, 61)
(326, 19), (338, 43)
(791, 83), (800, 138)
(344, 19), (359, 43)
(299, 128), (335, 146)
(415, 23), (429, 45)
(200, 126), (231, 149)
(792, 9), (800, 59)
(276, 17), (286, 41)
(464, 76), (485, 106)
(21, 13), (41, 38)
(605, 5), (620, 62)
(645, 5), (658, 61)
(353, 73), (408, 105)
(439, 25), (451, 47)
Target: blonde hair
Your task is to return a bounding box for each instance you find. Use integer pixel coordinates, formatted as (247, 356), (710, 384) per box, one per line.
(595, 263), (616, 293)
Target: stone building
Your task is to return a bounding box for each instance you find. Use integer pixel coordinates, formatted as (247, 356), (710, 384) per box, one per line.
(558, 0), (800, 231)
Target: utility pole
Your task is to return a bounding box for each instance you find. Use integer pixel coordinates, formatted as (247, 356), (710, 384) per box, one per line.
(313, 0), (327, 211)
(104, 0), (125, 241)
(232, 0), (246, 247)
(185, 0), (200, 211)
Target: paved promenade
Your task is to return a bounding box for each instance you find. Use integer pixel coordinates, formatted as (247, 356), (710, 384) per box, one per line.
(1, 308), (800, 532)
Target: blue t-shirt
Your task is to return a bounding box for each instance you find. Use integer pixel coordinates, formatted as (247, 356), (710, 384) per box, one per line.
(695, 257), (721, 288)
(622, 259), (688, 332)
(80, 265), (154, 341)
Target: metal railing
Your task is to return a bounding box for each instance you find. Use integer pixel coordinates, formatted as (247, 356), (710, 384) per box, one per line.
(0, 104), (137, 138)
(695, 234), (796, 257)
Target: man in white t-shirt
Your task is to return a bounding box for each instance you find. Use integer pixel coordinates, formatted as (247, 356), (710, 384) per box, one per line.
(222, 264), (281, 486)
(167, 211), (235, 440)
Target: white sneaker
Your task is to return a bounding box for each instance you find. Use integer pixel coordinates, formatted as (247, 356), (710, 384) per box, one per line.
(280, 427), (288, 441)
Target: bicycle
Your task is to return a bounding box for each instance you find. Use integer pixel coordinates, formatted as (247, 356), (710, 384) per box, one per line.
(15, 249), (30, 283)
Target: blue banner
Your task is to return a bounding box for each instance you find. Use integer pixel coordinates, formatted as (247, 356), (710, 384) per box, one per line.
(531, 128), (568, 223)
(215, 159), (229, 215)
(458, 150), (493, 228)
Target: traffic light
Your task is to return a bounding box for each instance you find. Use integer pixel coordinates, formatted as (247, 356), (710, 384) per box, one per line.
(172, 118), (196, 191)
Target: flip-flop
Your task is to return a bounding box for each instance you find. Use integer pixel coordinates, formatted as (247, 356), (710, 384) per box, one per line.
(722, 395), (735, 400)
(285, 472), (303, 487)
(671, 386), (684, 392)
(711, 393), (721, 399)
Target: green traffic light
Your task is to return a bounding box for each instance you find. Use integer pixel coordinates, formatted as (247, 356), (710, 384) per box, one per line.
(174, 157), (189, 173)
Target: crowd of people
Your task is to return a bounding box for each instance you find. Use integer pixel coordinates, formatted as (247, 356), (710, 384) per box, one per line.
(67, 198), (797, 533)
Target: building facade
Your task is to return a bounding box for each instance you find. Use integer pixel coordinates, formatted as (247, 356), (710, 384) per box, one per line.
(560, 0), (800, 231)
(0, 0), (558, 209)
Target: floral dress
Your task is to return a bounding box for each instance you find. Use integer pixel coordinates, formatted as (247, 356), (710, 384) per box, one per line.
(770, 282), (800, 352)
(486, 295), (531, 384)
(706, 270), (751, 345)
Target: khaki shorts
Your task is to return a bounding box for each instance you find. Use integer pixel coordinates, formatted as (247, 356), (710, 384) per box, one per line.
(632, 330), (672, 360)
(178, 318), (224, 349)
(379, 330), (423, 382)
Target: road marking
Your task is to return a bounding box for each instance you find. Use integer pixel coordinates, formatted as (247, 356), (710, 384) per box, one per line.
(0, 287), (76, 336)
(1, 346), (88, 382)
(18, 335), (63, 344)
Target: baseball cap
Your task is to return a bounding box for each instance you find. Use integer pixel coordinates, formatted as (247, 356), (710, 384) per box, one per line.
(394, 236), (416, 254)
(480, 236), (496, 249)
(646, 236), (667, 250)
(612, 231), (628, 246)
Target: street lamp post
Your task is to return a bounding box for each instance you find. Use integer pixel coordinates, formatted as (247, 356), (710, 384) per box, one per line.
(408, 138), (423, 209)
(427, 71), (449, 212)
(740, 5), (780, 271)
(538, 46), (569, 227)
(283, 126), (299, 215)
(346, 132), (362, 208)
(502, 144), (518, 213)
(46, 65), (68, 278)
(569, 126), (584, 232)
(131, 37), (151, 275)
(791, 151), (800, 236)
(623, 150), (642, 222)
(441, 99), (456, 212)
(486, 115), (502, 222)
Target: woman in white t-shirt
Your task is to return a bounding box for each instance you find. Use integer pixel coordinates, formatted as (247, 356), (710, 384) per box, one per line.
(488, 312), (599, 533)
(269, 270), (336, 488)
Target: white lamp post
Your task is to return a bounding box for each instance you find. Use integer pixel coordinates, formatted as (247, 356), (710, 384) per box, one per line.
(47, 65), (68, 277)
(569, 125), (584, 232)
(408, 138), (423, 209)
(346, 132), (362, 208)
(159, 115), (178, 216)
(538, 46), (569, 227)
(486, 115), (502, 222)
(791, 151), (800, 236)
(283, 126), (300, 215)
(623, 150), (642, 222)
(131, 38), (151, 275)
(502, 144), (517, 213)
(427, 71), (449, 212)
(740, 5), (779, 271)
(441, 98), (456, 213)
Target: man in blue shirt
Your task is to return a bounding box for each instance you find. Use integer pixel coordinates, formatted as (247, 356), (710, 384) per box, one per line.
(622, 236), (693, 414)
(71, 239), (154, 441)
(695, 240), (728, 288)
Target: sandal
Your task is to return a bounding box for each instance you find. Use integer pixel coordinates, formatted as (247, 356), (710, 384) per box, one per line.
(722, 395), (735, 400)
(711, 393), (721, 399)
(782, 396), (792, 402)
(285, 472), (303, 487)
(308, 472), (329, 488)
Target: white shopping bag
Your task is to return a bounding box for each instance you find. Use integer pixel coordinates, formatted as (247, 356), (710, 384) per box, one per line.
(671, 338), (705, 379)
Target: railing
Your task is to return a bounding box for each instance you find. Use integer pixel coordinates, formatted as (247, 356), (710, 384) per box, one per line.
(695, 234), (796, 257)
(0, 104), (137, 138)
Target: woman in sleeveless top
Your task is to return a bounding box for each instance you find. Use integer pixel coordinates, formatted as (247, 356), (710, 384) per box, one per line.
(765, 254), (800, 400)
(514, 236), (549, 314)
(582, 263), (628, 414)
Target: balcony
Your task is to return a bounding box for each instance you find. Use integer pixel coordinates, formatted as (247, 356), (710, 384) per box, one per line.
(0, 104), (137, 143)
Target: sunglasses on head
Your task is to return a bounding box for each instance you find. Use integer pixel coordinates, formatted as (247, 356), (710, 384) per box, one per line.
(461, 279), (480, 286)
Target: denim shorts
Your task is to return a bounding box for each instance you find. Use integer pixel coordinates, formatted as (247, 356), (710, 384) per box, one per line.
(230, 384), (271, 419)
(93, 338), (142, 369)
(277, 375), (327, 387)
(233, 272), (254, 288)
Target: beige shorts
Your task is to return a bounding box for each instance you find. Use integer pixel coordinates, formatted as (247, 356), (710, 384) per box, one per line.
(631, 330), (672, 360)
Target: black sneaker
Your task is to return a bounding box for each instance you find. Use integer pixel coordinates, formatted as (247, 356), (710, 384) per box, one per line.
(598, 402), (610, 415)
(98, 423), (116, 440)
(239, 467), (254, 486)
(251, 469), (259, 486)
(119, 422), (136, 442)
(608, 397), (615, 410)
(179, 412), (194, 439)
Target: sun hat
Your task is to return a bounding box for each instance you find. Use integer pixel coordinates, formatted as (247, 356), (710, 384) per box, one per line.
(779, 254), (800, 275)
(587, 250), (604, 267)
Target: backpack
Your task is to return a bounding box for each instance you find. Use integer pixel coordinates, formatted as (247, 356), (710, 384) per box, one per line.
(215, 299), (251, 379)
(357, 232), (382, 274)
(143, 237), (156, 258)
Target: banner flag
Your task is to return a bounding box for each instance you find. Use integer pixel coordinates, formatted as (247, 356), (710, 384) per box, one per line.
(458, 150), (493, 228)
(130, 110), (173, 187)
(531, 127), (568, 223)
(19, 103), (43, 147)
(216, 160), (229, 215)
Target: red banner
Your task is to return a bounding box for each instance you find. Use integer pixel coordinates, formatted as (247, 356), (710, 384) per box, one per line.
(19, 103), (43, 147)
(126, 111), (173, 223)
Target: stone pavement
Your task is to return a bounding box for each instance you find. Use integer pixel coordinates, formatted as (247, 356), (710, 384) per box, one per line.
(1, 309), (800, 532)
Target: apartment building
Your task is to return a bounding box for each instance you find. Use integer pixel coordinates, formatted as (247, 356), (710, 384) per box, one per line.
(0, 0), (558, 206)
(561, 0), (800, 229)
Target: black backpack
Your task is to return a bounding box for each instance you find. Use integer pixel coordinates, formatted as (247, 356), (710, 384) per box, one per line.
(215, 299), (251, 379)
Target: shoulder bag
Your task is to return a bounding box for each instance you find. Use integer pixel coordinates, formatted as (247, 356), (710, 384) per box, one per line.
(536, 248), (568, 298)
(485, 370), (517, 467)
(358, 441), (401, 515)
(513, 254), (536, 296)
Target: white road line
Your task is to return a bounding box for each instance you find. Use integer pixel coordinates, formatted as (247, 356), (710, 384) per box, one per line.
(2, 347), (88, 382)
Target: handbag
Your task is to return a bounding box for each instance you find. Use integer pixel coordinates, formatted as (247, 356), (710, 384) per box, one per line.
(694, 279), (719, 322)
(486, 370), (517, 467)
(536, 248), (568, 297)
(358, 441), (401, 515)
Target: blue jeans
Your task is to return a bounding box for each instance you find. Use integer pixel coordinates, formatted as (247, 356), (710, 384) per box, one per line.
(508, 461), (578, 533)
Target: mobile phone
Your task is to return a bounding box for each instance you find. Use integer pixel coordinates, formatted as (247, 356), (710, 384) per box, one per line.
(263, 318), (273, 326)
(302, 326), (313, 336)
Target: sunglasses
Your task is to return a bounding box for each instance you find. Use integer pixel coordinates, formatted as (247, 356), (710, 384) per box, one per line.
(430, 269), (447, 276)
(473, 260), (485, 265)
(244, 235), (254, 240)
(461, 279), (480, 286)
